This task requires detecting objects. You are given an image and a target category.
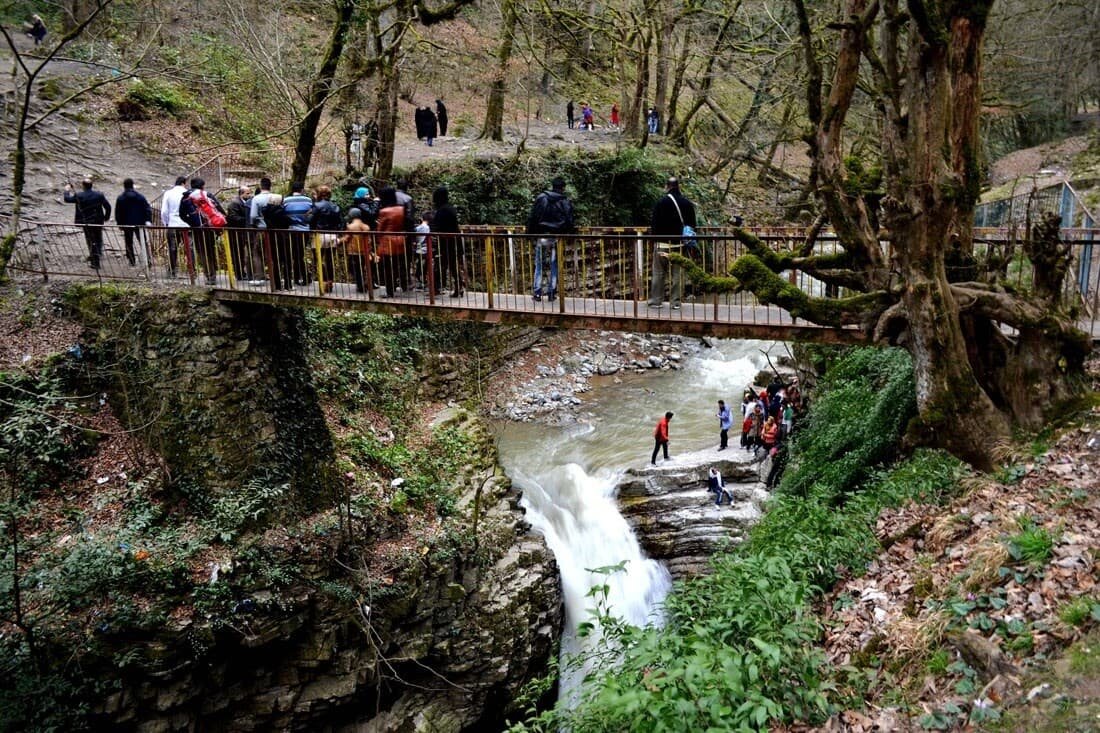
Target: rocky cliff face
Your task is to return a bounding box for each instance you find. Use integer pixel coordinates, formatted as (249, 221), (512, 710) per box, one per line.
(617, 449), (771, 579)
(53, 289), (562, 732)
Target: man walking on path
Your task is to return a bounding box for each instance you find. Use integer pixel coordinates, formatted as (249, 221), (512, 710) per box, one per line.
(647, 176), (696, 309)
(436, 99), (448, 136)
(64, 178), (111, 270)
(160, 175), (189, 277)
(717, 399), (732, 450)
(525, 176), (575, 301)
(651, 411), (673, 465)
(566, 100), (575, 129)
(114, 178), (152, 267)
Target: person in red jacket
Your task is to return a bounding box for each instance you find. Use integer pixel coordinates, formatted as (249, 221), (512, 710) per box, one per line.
(651, 411), (674, 465)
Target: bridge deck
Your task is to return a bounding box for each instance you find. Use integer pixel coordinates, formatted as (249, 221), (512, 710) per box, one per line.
(213, 278), (864, 343)
(6, 221), (1099, 342)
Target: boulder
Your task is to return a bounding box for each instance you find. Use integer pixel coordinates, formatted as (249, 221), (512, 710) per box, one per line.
(616, 448), (770, 579)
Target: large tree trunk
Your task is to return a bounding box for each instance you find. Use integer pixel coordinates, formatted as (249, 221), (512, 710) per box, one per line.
(290, 0), (355, 185)
(883, 3), (1009, 468)
(480, 0), (516, 141)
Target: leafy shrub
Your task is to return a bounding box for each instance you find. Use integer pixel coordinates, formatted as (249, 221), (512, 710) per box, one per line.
(1006, 517), (1055, 566)
(779, 348), (917, 499)
(1058, 597), (1097, 628)
(122, 79), (192, 116)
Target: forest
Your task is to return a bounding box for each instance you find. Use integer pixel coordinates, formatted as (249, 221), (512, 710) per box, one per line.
(0, 0), (1099, 731)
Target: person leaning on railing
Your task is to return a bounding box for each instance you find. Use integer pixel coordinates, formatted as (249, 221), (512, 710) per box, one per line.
(341, 208), (372, 293)
(647, 176), (696, 310)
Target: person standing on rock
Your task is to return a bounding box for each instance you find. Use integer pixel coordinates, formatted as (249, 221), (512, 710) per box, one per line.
(717, 399), (732, 451)
(647, 176), (696, 310)
(64, 178), (111, 270)
(114, 178), (152, 267)
(651, 411), (673, 465)
(526, 176), (575, 301)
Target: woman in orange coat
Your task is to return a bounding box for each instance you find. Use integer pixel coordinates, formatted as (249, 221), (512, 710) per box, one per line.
(374, 187), (408, 297)
(761, 416), (779, 453)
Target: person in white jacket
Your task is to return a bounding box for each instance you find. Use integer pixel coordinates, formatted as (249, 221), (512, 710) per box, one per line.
(160, 176), (189, 277)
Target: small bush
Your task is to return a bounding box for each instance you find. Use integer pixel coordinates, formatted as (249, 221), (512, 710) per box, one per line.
(122, 79), (192, 117)
(1059, 597), (1098, 628)
(1006, 517), (1055, 566)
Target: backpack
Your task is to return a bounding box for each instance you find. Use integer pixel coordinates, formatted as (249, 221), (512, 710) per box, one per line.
(538, 194), (574, 234)
(262, 200), (290, 229)
(192, 191), (226, 230)
(312, 200), (343, 231)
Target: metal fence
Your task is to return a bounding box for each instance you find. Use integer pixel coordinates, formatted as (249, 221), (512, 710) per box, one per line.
(5, 221), (1099, 337)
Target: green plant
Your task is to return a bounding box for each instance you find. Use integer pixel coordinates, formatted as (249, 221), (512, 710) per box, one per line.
(123, 79), (193, 116)
(1006, 517), (1055, 566)
(1059, 596), (1098, 628)
(926, 648), (951, 674)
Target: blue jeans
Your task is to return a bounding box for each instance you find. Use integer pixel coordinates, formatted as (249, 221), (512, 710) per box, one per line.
(533, 237), (558, 296)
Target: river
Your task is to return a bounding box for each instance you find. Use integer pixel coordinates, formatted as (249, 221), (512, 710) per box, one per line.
(493, 338), (776, 704)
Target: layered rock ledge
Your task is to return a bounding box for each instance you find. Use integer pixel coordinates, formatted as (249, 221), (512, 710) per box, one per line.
(616, 447), (771, 579)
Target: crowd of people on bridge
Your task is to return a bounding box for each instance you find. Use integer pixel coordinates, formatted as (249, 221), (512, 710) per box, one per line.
(63, 168), (715, 308)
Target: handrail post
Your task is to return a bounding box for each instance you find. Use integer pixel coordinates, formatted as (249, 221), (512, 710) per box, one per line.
(484, 234), (494, 309)
(313, 232), (324, 296)
(427, 231), (436, 305)
(183, 230), (196, 286)
(262, 230), (275, 292)
(221, 230), (236, 289)
(366, 232), (376, 300)
(557, 236), (565, 312)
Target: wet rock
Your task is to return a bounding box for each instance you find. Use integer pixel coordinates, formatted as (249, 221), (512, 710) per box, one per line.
(617, 449), (768, 580)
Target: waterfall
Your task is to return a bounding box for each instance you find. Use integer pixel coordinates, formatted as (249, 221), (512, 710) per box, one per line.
(514, 461), (672, 705)
(496, 338), (774, 706)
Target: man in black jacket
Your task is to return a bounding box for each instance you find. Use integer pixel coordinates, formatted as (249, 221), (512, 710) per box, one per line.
(64, 178), (111, 270)
(435, 99), (448, 137)
(525, 177), (575, 301)
(647, 176), (696, 310)
(114, 178), (152, 267)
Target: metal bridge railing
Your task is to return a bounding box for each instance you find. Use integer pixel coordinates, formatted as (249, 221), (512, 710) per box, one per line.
(5, 221), (1099, 336)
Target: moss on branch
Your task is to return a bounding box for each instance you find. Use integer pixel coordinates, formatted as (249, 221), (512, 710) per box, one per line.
(731, 254), (891, 327)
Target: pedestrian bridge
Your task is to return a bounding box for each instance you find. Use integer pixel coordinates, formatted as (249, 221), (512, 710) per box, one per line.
(6, 221), (1099, 343)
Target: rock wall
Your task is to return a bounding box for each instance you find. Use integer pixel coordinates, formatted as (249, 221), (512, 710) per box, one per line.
(617, 452), (771, 579)
(65, 287), (337, 511)
(101, 442), (560, 733)
(58, 289), (561, 732)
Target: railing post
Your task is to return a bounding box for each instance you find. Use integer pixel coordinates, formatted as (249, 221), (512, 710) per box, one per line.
(507, 229), (517, 296)
(426, 232), (436, 305)
(634, 232), (644, 318)
(366, 232), (376, 300)
(484, 235), (494, 309)
(262, 230), (275, 293)
(313, 232), (324, 296)
(557, 236), (565, 312)
(220, 230), (236, 289)
(183, 230), (196, 286)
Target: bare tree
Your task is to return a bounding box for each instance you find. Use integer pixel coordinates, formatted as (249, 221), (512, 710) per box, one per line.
(680, 0), (1090, 469)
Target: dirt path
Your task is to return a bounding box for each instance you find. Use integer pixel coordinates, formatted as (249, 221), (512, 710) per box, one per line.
(1, 30), (631, 227)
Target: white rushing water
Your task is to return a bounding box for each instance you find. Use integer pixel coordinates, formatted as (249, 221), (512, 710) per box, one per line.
(495, 339), (774, 705)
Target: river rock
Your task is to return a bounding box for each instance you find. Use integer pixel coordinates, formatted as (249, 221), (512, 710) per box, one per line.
(616, 448), (769, 579)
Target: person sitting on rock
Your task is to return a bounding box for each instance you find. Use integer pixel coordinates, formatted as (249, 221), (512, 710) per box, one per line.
(707, 467), (732, 506)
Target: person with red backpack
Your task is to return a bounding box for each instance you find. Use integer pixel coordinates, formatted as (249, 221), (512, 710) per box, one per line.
(185, 177), (227, 285)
